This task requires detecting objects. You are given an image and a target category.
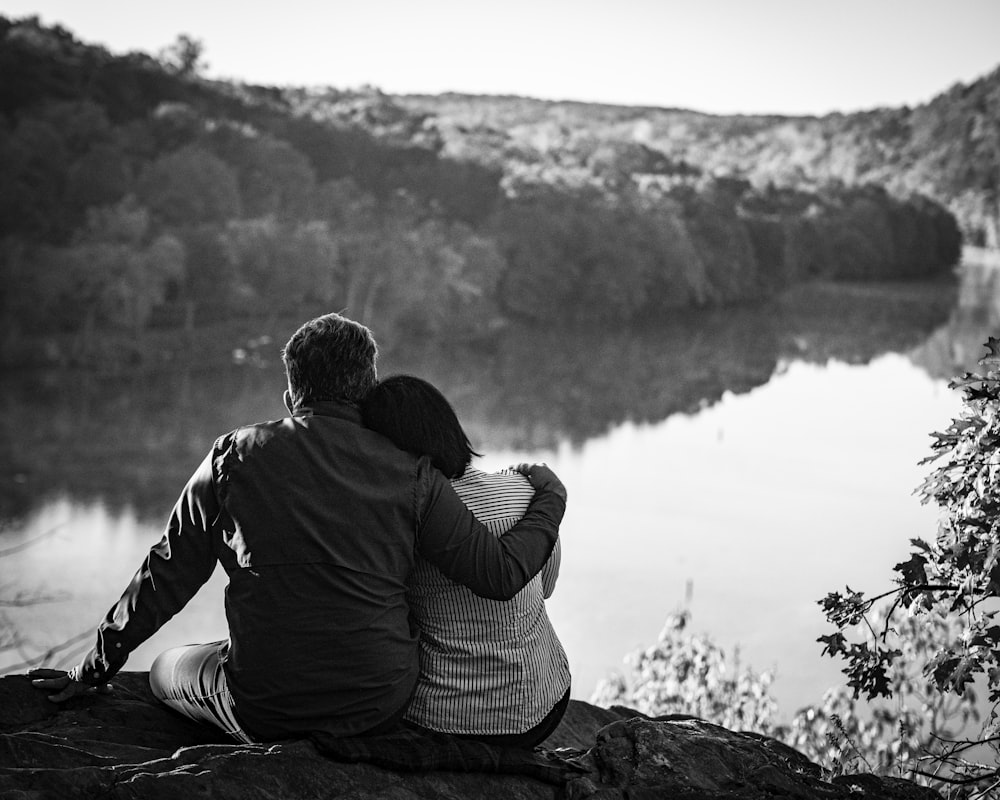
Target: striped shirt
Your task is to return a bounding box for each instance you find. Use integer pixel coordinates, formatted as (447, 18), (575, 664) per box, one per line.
(405, 467), (571, 734)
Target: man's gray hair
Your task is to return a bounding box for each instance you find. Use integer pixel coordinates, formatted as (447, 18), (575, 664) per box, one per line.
(281, 313), (378, 409)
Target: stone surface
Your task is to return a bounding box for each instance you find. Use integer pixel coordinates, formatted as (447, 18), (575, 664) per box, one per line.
(0, 672), (940, 799)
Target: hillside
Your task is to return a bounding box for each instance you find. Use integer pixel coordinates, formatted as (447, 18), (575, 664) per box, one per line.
(0, 15), (975, 366)
(371, 75), (999, 247)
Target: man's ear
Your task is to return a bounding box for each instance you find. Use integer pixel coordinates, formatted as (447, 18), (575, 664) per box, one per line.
(283, 390), (294, 415)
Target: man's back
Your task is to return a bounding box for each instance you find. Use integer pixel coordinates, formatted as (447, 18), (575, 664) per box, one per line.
(216, 401), (422, 740)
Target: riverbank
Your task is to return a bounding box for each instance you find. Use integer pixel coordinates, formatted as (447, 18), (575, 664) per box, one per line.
(0, 265), (971, 375)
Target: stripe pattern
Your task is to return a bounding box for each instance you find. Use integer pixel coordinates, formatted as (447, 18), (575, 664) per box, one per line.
(405, 467), (570, 734)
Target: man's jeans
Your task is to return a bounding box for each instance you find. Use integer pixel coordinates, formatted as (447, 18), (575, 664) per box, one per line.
(149, 640), (253, 743)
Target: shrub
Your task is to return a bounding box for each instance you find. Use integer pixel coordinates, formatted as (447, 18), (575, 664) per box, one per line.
(819, 338), (1000, 795)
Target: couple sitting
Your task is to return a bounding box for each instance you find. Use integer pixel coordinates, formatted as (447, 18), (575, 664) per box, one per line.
(31, 313), (570, 749)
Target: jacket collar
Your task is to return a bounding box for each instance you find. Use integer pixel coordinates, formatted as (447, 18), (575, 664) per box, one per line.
(293, 400), (362, 425)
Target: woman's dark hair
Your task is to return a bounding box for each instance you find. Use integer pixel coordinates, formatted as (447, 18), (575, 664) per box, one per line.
(361, 375), (481, 479)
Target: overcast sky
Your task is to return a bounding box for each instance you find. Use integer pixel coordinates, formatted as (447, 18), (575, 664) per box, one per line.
(3, 0), (998, 116)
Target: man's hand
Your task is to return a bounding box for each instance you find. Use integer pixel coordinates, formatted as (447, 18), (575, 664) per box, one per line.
(512, 462), (568, 503)
(29, 668), (112, 703)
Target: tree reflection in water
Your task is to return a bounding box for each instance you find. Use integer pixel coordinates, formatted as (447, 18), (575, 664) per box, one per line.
(3, 264), (999, 701)
(0, 271), (979, 525)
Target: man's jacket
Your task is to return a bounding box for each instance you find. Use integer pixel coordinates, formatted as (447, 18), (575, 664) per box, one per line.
(75, 401), (565, 740)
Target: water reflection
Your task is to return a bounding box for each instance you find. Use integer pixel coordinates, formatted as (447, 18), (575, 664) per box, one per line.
(0, 361), (289, 523)
(386, 275), (962, 452)
(911, 262), (1000, 379)
(2, 263), (998, 714)
(0, 273), (964, 523)
(0, 498), (228, 673)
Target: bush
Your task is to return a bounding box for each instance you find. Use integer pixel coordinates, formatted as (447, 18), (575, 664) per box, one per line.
(591, 609), (779, 735)
(819, 338), (1000, 795)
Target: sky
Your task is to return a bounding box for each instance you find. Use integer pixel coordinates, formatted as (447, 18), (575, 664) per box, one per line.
(2, 0), (999, 116)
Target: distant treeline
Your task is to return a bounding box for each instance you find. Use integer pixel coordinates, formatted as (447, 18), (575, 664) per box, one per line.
(0, 17), (961, 363)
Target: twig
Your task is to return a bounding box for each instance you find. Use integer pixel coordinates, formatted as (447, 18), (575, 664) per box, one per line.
(923, 734), (1000, 757)
(3, 628), (94, 673)
(0, 590), (70, 607)
(0, 522), (69, 558)
(969, 776), (1000, 800)
(911, 767), (1000, 786)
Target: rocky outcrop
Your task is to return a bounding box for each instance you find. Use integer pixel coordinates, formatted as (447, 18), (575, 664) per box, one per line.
(0, 672), (940, 799)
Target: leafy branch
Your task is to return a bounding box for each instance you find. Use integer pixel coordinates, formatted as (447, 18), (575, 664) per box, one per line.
(818, 337), (1000, 791)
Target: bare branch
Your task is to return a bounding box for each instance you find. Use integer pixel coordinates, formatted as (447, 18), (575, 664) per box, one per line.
(911, 767), (1000, 786)
(0, 522), (68, 558)
(3, 628), (94, 673)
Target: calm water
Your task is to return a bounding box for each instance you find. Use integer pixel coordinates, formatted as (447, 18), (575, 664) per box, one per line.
(2, 262), (998, 720)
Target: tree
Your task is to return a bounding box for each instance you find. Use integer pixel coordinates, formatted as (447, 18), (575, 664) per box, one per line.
(173, 224), (239, 329)
(591, 609), (779, 735)
(65, 141), (130, 213)
(223, 216), (338, 317)
(678, 188), (761, 304)
(136, 144), (241, 227)
(630, 195), (709, 313)
(311, 178), (420, 325)
(0, 113), (70, 240)
(490, 190), (580, 324)
(822, 193), (896, 279)
(235, 136), (317, 220)
(787, 604), (979, 784)
(819, 338), (1000, 794)
(381, 218), (507, 337)
(157, 34), (207, 77)
(491, 188), (659, 325)
(42, 197), (184, 351)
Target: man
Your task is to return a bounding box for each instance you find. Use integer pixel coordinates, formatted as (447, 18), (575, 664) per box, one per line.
(31, 313), (566, 743)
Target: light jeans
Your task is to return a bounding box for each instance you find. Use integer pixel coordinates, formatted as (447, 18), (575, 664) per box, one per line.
(149, 640), (254, 744)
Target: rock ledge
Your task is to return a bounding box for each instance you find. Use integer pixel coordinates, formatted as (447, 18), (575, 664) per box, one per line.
(0, 672), (939, 799)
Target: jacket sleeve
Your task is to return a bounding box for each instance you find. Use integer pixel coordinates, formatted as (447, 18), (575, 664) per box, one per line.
(540, 537), (562, 599)
(72, 450), (220, 686)
(415, 460), (565, 601)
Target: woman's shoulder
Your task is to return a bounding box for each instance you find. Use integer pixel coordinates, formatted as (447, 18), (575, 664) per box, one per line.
(452, 466), (534, 502)
(457, 465), (532, 486)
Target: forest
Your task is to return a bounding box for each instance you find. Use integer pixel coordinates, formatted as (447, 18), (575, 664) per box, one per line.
(0, 16), (964, 366)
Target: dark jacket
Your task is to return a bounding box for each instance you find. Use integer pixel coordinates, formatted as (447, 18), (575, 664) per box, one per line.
(76, 401), (565, 740)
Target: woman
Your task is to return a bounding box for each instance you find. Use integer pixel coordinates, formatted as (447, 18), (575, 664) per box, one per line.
(361, 375), (571, 747)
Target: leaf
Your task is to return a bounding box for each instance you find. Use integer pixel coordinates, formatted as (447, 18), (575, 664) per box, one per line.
(946, 656), (981, 693)
(984, 336), (1000, 362)
(818, 632), (848, 658)
(929, 652), (961, 688)
(818, 588), (870, 627)
(966, 624), (1000, 649)
(893, 553), (928, 587)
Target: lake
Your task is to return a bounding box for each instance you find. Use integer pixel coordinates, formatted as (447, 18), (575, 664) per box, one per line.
(2, 259), (998, 722)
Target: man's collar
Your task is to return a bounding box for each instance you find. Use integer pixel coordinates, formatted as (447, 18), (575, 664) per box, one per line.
(293, 400), (362, 425)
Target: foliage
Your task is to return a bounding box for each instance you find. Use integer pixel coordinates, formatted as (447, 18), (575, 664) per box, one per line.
(590, 604), (988, 796)
(591, 609), (780, 735)
(788, 605), (981, 789)
(224, 216), (338, 314)
(819, 338), (1000, 794)
(400, 67), (1000, 246)
(136, 144), (242, 226)
(39, 198), (185, 343)
(0, 13), (969, 366)
(157, 34), (207, 77)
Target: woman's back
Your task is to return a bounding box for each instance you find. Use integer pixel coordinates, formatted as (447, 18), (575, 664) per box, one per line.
(405, 467), (570, 734)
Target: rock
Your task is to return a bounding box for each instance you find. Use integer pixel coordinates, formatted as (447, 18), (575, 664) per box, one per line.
(0, 672), (940, 799)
